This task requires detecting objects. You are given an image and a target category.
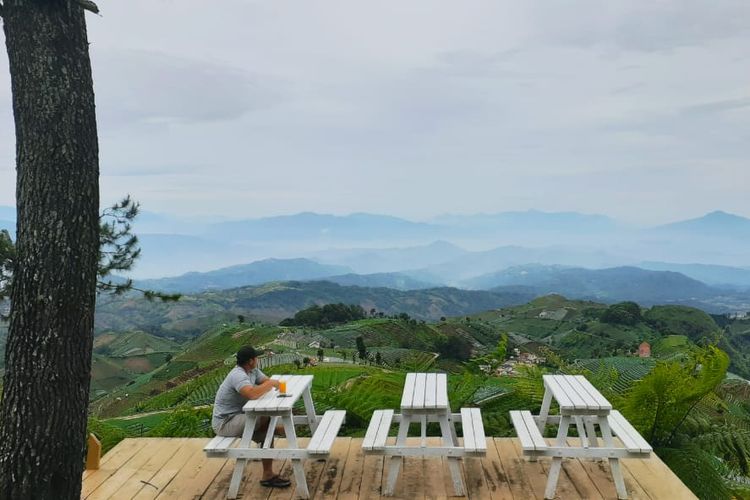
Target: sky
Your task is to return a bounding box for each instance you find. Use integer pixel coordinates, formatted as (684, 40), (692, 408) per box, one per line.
(0, 0), (749, 224)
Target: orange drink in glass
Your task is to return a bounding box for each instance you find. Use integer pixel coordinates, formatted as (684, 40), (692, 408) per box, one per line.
(279, 380), (287, 394)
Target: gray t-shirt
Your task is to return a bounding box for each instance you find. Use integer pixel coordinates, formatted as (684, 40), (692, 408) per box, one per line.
(212, 365), (268, 426)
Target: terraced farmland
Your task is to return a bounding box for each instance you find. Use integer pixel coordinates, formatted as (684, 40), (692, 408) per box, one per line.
(575, 356), (656, 393)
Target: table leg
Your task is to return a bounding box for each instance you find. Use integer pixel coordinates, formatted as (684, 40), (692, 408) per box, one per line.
(438, 412), (465, 496)
(447, 412), (459, 446)
(384, 413), (411, 496)
(600, 416), (627, 499)
(281, 412), (310, 499)
(263, 416), (278, 449)
(302, 385), (319, 433)
(544, 414), (570, 500)
(585, 418), (600, 458)
(228, 414), (257, 499)
(574, 416), (588, 448)
(537, 388), (553, 433)
(420, 415), (427, 447)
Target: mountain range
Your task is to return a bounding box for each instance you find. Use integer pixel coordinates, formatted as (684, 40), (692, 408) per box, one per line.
(1, 206), (749, 284)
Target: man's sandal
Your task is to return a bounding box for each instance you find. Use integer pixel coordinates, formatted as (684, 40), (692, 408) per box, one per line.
(260, 475), (291, 488)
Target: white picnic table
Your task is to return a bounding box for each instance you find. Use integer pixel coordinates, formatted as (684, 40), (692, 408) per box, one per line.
(203, 374), (345, 499)
(362, 372), (486, 496)
(510, 374), (652, 499)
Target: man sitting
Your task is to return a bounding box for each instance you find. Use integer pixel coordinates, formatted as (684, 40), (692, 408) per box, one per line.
(212, 345), (290, 488)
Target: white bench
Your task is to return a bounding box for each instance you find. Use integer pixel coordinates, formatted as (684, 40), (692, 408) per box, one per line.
(510, 375), (651, 500)
(363, 409), (393, 451)
(204, 436), (238, 457)
(461, 407), (487, 455)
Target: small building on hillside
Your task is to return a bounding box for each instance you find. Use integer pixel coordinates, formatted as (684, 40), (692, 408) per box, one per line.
(638, 342), (651, 358)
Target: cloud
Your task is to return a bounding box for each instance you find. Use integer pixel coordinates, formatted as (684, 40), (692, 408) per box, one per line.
(92, 49), (284, 127)
(528, 0), (750, 52)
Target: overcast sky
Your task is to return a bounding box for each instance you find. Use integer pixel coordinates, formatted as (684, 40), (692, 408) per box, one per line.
(1, 0), (748, 224)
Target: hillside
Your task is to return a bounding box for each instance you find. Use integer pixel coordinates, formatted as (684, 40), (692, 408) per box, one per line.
(322, 272), (436, 290)
(94, 280), (536, 338)
(93, 330), (181, 357)
(136, 258), (352, 293)
(461, 264), (750, 312)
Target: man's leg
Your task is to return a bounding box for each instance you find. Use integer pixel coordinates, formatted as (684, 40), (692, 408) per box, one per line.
(252, 416), (290, 485)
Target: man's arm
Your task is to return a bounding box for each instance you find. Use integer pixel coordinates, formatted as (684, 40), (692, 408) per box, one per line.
(238, 378), (279, 400)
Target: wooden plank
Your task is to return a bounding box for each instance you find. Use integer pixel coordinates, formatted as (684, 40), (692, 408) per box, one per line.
(512, 439), (582, 500)
(557, 447), (605, 500)
(413, 373), (427, 409)
(436, 373), (449, 410)
(510, 411), (546, 451)
(424, 373), (438, 409)
(382, 438), (425, 498)
(313, 437), (352, 499)
(288, 438), (332, 500)
(543, 376), (575, 412)
(204, 436), (236, 453)
(608, 411), (651, 453)
(438, 446), (466, 498)
(479, 437), (515, 500)
(358, 450), (385, 499)
(469, 408), (487, 453)
(196, 458), (245, 500)
(621, 455), (697, 500)
(423, 438), (449, 500)
(82, 437), (144, 480)
(82, 438), (153, 494)
(565, 376), (601, 410)
(267, 438), (312, 500)
(568, 438), (651, 500)
(401, 373), (417, 409)
(132, 439), (205, 500)
(336, 438), (369, 500)
(494, 438), (537, 499)
(462, 446), (492, 499)
(462, 408), (476, 453)
(154, 442), (230, 499)
(248, 375), (312, 412)
(240, 454), (289, 500)
(88, 439), (186, 499)
(573, 375), (612, 410)
(373, 410), (393, 451)
(308, 410), (345, 455)
(363, 410), (384, 451)
(554, 376), (589, 411)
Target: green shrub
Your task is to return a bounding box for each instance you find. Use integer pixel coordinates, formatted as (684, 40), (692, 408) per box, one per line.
(149, 406), (213, 437)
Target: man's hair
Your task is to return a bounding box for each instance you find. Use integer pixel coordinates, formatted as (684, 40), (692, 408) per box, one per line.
(236, 346), (258, 366)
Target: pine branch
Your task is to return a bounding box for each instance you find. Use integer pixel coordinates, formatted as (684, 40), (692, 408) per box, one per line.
(79, 0), (99, 14)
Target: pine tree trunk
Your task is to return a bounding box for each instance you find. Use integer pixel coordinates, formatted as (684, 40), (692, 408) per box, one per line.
(0, 2), (100, 498)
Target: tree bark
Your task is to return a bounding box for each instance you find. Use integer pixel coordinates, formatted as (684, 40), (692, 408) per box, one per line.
(0, 2), (100, 498)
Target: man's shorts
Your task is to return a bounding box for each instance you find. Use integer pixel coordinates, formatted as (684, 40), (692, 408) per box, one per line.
(214, 414), (272, 444)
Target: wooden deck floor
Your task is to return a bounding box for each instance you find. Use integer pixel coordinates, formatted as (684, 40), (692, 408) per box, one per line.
(82, 437), (696, 499)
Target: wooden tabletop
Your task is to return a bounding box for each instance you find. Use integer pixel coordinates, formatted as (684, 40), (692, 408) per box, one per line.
(400, 373), (449, 411)
(242, 374), (313, 413)
(542, 374), (612, 415)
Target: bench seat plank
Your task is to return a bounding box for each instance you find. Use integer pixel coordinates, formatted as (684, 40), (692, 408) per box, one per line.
(308, 410), (346, 455)
(608, 410), (652, 453)
(363, 409), (394, 451)
(510, 410), (547, 451)
(460, 407), (486, 454)
(204, 436), (236, 454)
